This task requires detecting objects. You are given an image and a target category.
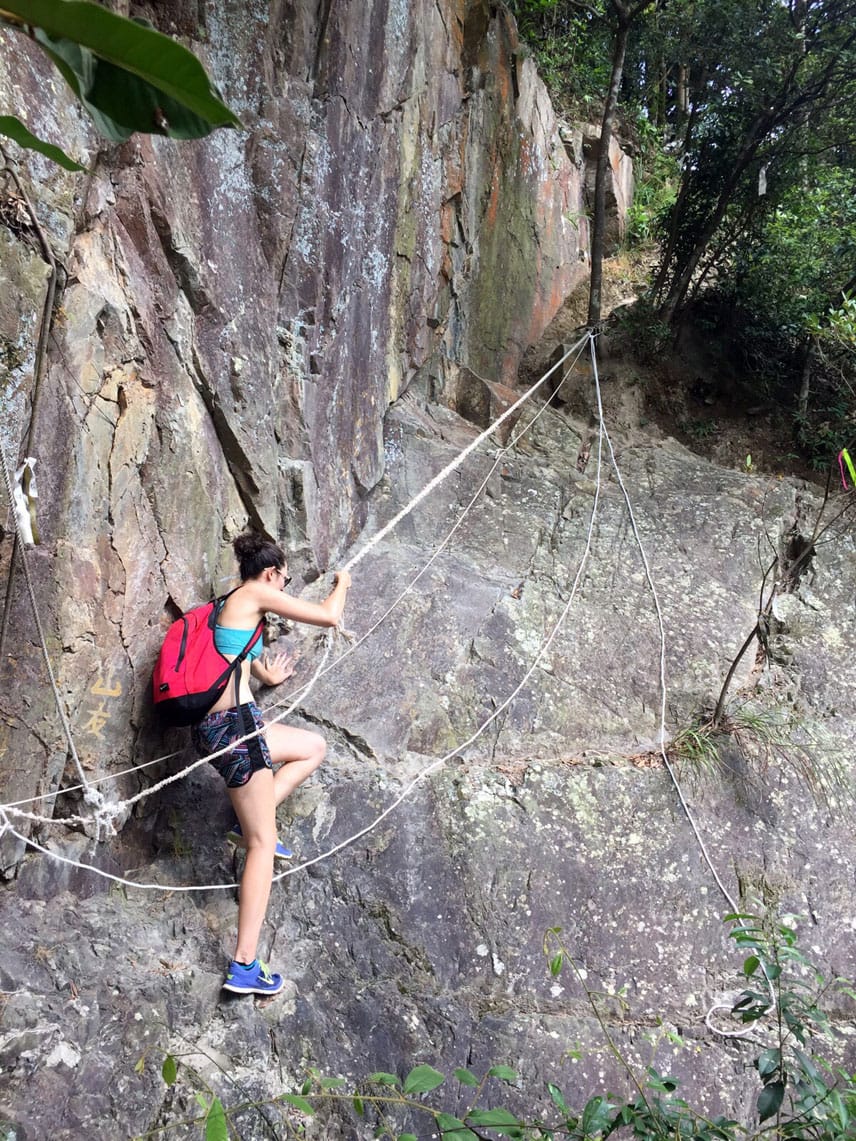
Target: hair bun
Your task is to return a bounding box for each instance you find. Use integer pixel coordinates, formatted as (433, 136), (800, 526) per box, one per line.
(233, 532), (266, 558)
(232, 531), (286, 581)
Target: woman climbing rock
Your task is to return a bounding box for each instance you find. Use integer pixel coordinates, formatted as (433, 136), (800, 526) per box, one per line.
(192, 531), (351, 996)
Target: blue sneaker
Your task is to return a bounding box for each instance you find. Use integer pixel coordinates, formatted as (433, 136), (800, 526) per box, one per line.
(226, 823), (293, 860)
(222, 959), (284, 996)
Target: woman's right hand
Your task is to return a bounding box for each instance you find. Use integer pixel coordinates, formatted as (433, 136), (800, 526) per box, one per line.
(265, 567), (351, 628)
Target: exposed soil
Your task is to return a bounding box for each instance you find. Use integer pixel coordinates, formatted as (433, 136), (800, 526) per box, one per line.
(520, 254), (827, 487)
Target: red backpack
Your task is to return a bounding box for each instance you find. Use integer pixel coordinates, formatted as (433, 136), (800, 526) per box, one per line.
(152, 594), (264, 726)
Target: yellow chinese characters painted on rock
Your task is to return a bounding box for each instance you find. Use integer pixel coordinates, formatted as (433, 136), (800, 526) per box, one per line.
(81, 671), (124, 768)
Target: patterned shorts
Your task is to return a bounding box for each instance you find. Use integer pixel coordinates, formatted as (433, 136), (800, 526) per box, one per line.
(192, 702), (273, 788)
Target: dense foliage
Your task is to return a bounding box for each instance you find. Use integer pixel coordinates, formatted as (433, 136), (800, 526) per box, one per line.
(511, 0), (856, 469)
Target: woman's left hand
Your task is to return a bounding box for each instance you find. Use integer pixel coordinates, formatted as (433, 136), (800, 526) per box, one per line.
(262, 650), (297, 686)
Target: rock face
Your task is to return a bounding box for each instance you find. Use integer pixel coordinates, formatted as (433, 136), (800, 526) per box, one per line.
(0, 0), (598, 846)
(1, 3), (855, 1140)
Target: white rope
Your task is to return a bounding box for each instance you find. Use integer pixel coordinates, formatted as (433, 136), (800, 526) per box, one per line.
(705, 1002), (767, 1045)
(588, 337), (738, 914)
(260, 333), (593, 718)
(3, 804), (94, 829)
(0, 748), (185, 811)
(340, 335), (590, 573)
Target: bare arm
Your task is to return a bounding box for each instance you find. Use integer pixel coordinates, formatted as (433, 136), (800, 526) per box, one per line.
(251, 569), (352, 629)
(247, 572), (351, 688)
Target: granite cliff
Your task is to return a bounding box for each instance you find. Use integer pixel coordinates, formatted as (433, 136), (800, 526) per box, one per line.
(0, 2), (854, 1139)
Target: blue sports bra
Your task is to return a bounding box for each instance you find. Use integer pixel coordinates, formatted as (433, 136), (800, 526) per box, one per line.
(214, 624), (263, 661)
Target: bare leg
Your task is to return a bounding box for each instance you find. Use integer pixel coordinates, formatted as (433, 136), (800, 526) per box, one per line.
(264, 723), (326, 805)
(225, 725), (324, 963)
(227, 769), (277, 964)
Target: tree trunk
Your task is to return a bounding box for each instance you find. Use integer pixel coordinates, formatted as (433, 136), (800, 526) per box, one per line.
(586, 13), (632, 329)
(675, 62), (689, 131)
(657, 109), (775, 324)
(651, 91), (702, 302)
(797, 337), (813, 419)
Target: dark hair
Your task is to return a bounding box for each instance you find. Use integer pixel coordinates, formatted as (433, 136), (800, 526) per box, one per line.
(233, 532), (286, 581)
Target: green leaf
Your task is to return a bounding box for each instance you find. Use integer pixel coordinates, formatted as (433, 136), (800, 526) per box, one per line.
(133, 1054), (146, 1075)
(3, 0), (240, 130)
(454, 1068), (480, 1087)
(830, 1090), (849, 1130)
(403, 1064), (445, 1095)
(487, 1064), (517, 1082)
(280, 1094), (315, 1115)
(549, 952), (564, 977)
(792, 1047), (822, 1084)
(300, 1078), (311, 1095)
(367, 1071), (401, 1087)
(755, 1048), (781, 1079)
(33, 27), (218, 142)
(743, 954), (760, 977)
(161, 1054), (177, 1086)
(204, 1098), (228, 1141)
(582, 1094), (616, 1133)
(783, 1010), (808, 1044)
(0, 114), (85, 170)
(436, 1114), (478, 1140)
(320, 1077), (347, 1089)
(646, 1068), (678, 1093)
(353, 1094), (364, 1116)
(732, 992), (770, 1022)
(399, 1136), (418, 1141)
(467, 1107), (524, 1136)
(548, 1082), (570, 1115)
(757, 1080), (785, 1123)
